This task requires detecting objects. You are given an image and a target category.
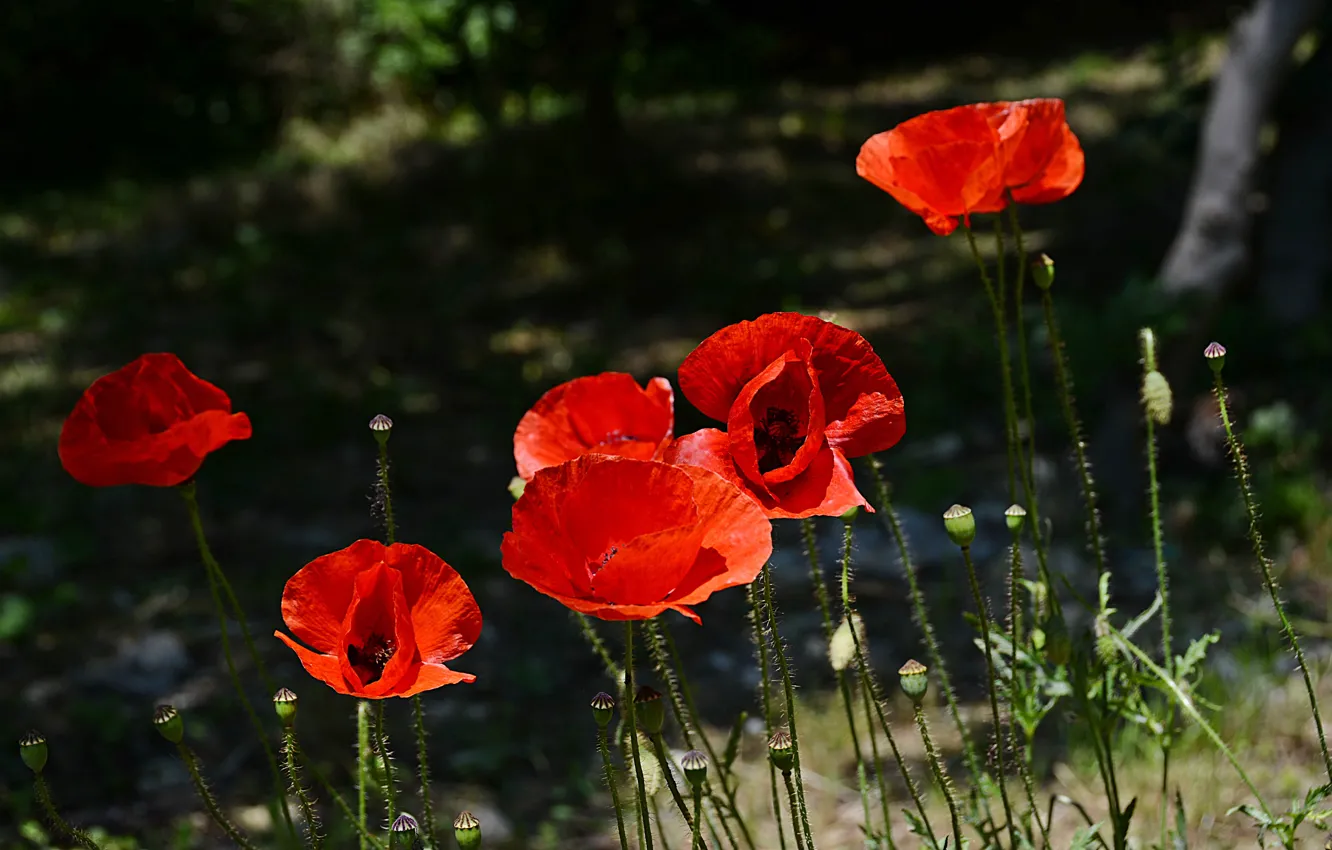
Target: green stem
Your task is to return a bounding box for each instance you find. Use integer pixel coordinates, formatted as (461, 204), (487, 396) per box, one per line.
(357, 699), (372, 849)
(647, 620), (756, 850)
(958, 546), (1018, 846)
(965, 224), (1019, 504)
(373, 701), (399, 819)
(600, 725), (633, 850)
(577, 612), (623, 682)
(748, 581), (789, 850)
(913, 704), (963, 846)
(282, 729), (324, 849)
(692, 787), (704, 850)
(651, 734), (706, 846)
(33, 774), (101, 850)
(762, 564), (818, 850)
(864, 457), (987, 795)
(1212, 369), (1332, 783)
(1008, 534), (1049, 847)
(1038, 288), (1108, 578)
(177, 742), (262, 850)
(300, 746), (388, 850)
(781, 771), (809, 850)
(179, 483), (294, 843)
(801, 519), (879, 841)
(377, 442), (396, 545)
(412, 695), (437, 844)
(625, 622), (656, 850)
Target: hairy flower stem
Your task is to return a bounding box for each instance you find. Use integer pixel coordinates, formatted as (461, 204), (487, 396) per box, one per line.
(576, 612), (623, 683)
(865, 457), (988, 800)
(599, 723), (633, 850)
(651, 733), (706, 846)
(800, 519), (881, 839)
(958, 545), (1018, 847)
(373, 701), (399, 819)
(376, 441), (396, 545)
(1007, 536), (1049, 847)
(647, 620), (755, 850)
(176, 742), (261, 850)
(282, 729), (324, 849)
(1004, 207), (1055, 593)
(748, 581), (789, 850)
(624, 622), (657, 850)
(179, 483), (294, 843)
(33, 774), (101, 850)
(965, 225), (1019, 504)
(913, 705), (963, 846)
(1212, 369), (1332, 782)
(762, 564), (818, 850)
(411, 695), (437, 844)
(692, 786), (705, 850)
(356, 699), (372, 848)
(1038, 289), (1108, 578)
(302, 749), (387, 850)
(781, 770), (809, 850)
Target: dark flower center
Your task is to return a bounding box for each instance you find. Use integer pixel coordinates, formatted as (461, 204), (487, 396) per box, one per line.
(347, 632), (396, 685)
(755, 407), (804, 473)
(590, 545), (620, 576)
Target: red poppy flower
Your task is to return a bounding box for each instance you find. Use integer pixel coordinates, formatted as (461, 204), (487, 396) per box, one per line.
(856, 98), (1083, 235)
(59, 353), (252, 488)
(669, 312), (904, 519)
(500, 455), (772, 623)
(514, 372), (674, 481)
(275, 540), (481, 698)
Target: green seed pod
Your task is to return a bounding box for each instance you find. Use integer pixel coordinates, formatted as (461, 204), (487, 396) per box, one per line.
(19, 730), (47, 774)
(681, 749), (709, 789)
(273, 688), (298, 728)
(369, 414), (393, 446)
(390, 813), (418, 850)
(590, 692), (615, 729)
(153, 705), (184, 744)
(767, 730), (795, 773)
(1141, 369), (1173, 426)
(839, 505), (860, 523)
(1032, 253), (1055, 290)
(942, 504), (976, 548)
(1204, 341), (1226, 373)
(453, 810), (482, 849)
(1004, 504), (1027, 534)
(634, 686), (665, 735)
(898, 659), (929, 704)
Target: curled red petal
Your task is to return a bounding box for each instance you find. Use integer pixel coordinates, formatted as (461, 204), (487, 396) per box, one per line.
(339, 564), (418, 697)
(726, 346), (826, 489)
(275, 632), (358, 696)
(280, 539), (385, 655)
(392, 543), (482, 666)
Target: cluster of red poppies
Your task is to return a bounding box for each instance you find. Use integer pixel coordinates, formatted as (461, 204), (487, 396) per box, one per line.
(55, 98), (1082, 701)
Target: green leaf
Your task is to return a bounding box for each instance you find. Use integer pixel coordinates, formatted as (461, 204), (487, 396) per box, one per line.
(1069, 822), (1102, 850)
(723, 711), (746, 771)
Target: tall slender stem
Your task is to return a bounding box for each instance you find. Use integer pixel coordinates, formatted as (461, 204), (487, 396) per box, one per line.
(1038, 289), (1108, 578)
(958, 545), (1018, 846)
(762, 565), (818, 850)
(651, 734), (706, 846)
(412, 695), (437, 843)
(913, 704), (963, 846)
(300, 747), (387, 850)
(865, 457), (987, 795)
(965, 225), (1019, 504)
(600, 724), (633, 850)
(781, 771), (809, 850)
(356, 699), (372, 849)
(1007, 532), (1049, 847)
(376, 441), (396, 545)
(177, 742), (262, 850)
(179, 483), (294, 843)
(748, 582), (789, 850)
(692, 786), (705, 850)
(576, 612), (623, 682)
(1212, 367), (1332, 782)
(373, 701), (399, 819)
(625, 622), (656, 850)
(33, 774), (102, 850)
(282, 729), (324, 849)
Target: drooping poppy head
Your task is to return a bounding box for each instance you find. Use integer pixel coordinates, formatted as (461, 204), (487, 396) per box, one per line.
(500, 455), (773, 623)
(855, 105), (1007, 235)
(58, 352), (253, 488)
(514, 372), (674, 481)
(276, 540), (481, 698)
(856, 98), (1083, 234)
(670, 312), (904, 519)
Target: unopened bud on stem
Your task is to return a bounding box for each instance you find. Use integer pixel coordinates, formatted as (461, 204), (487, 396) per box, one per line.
(18, 731), (47, 774)
(634, 686), (665, 734)
(153, 705), (184, 744)
(454, 810), (482, 849)
(767, 730), (794, 773)
(273, 688), (298, 728)
(590, 692), (615, 728)
(898, 659), (929, 704)
(942, 504), (975, 548)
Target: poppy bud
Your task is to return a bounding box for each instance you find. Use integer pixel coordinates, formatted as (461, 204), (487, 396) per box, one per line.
(273, 688), (298, 728)
(1032, 253), (1055, 290)
(590, 692), (615, 728)
(1141, 370), (1173, 426)
(840, 505), (860, 523)
(369, 414), (393, 446)
(19, 731), (47, 774)
(154, 705), (184, 743)
(942, 504), (975, 548)
(1004, 504), (1027, 534)
(1204, 342), (1226, 373)
(681, 750), (709, 789)
(389, 812), (418, 850)
(507, 476), (526, 501)
(767, 730), (794, 773)
(453, 810), (482, 849)
(634, 686), (665, 734)
(898, 659), (929, 704)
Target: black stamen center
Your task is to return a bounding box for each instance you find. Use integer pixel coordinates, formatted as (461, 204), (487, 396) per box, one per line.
(755, 407), (803, 473)
(347, 632), (396, 685)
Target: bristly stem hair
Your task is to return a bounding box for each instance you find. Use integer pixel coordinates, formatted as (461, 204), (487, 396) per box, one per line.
(356, 700), (372, 849)
(32, 773), (102, 850)
(748, 580), (789, 850)
(624, 622), (656, 850)
(176, 741), (262, 850)
(281, 727), (324, 849)
(1211, 358), (1332, 783)
(964, 224), (1020, 505)
(762, 563), (818, 849)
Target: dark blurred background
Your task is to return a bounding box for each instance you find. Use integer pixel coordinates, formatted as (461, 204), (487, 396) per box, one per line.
(4, 0), (1332, 846)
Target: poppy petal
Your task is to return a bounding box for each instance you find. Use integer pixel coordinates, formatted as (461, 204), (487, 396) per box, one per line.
(391, 544), (483, 666)
(824, 391), (905, 458)
(556, 455), (698, 562)
(274, 632), (356, 696)
(393, 662), (477, 697)
(668, 464), (772, 603)
(339, 564), (419, 697)
(726, 344), (826, 488)
(761, 444), (871, 520)
(591, 523), (706, 605)
(280, 539), (384, 654)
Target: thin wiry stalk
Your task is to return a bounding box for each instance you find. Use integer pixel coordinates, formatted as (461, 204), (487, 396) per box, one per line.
(299, 745), (387, 849)
(781, 770), (809, 850)
(176, 742), (261, 850)
(33, 774), (102, 850)
(576, 612), (623, 682)
(372, 701), (399, 819)
(282, 729), (324, 849)
(865, 457), (987, 795)
(748, 581), (789, 850)
(1212, 367), (1332, 782)
(599, 724), (632, 850)
(762, 564), (818, 849)
(912, 704), (963, 846)
(411, 695), (437, 844)
(964, 225), (1019, 504)
(625, 622), (656, 850)
(356, 700), (371, 850)
(1007, 535), (1049, 847)
(650, 734), (705, 846)
(376, 442), (396, 545)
